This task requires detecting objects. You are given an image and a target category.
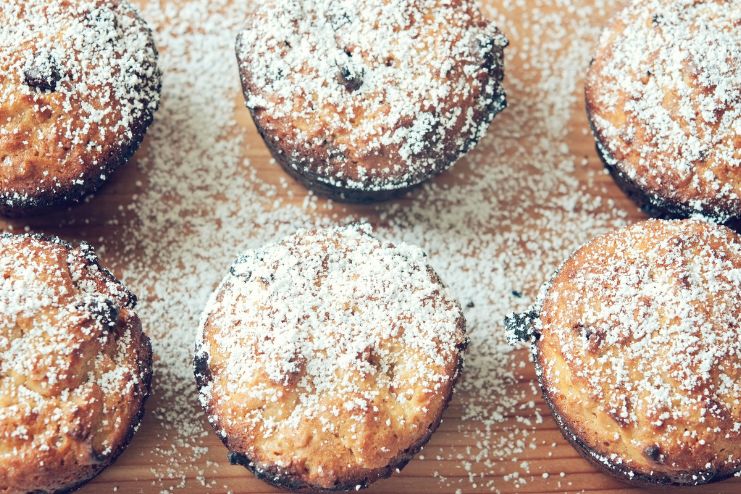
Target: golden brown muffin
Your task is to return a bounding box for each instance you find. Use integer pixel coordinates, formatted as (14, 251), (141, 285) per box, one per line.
(509, 219), (741, 486)
(0, 234), (152, 493)
(0, 0), (161, 215)
(195, 225), (466, 491)
(236, 0), (507, 202)
(585, 0), (740, 222)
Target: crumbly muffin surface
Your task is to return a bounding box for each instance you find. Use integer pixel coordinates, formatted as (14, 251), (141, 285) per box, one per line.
(0, 0), (161, 211)
(586, 0), (740, 220)
(536, 219), (741, 484)
(237, 0), (507, 193)
(0, 234), (151, 493)
(197, 225), (466, 490)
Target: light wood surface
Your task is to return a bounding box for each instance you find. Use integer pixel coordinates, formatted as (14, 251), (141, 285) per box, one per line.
(2, 1), (739, 493)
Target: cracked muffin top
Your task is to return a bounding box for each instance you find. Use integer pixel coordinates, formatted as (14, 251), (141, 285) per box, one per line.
(586, 0), (740, 221)
(236, 0), (507, 195)
(0, 0), (161, 213)
(0, 234), (152, 493)
(196, 225), (466, 490)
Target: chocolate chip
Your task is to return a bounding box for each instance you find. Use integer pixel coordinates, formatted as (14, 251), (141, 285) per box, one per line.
(79, 297), (119, 329)
(466, 301), (475, 308)
(504, 310), (539, 343)
(92, 449), (112, 462)
(23, 51), (61, 92)
(228, 451), (252, 468)
(475, 35), (505, 79)
(229, 265), (252, 280)
(651, 13), (664, 26)
(194, 352), (212, 388)
(337, 65), (364, 92)
(478, 36), (496, 61)
(643, 444), (663, 463)
(580, 324), (604, 352)
(511, 290), (522, 298)
(230, 255), (255, 281)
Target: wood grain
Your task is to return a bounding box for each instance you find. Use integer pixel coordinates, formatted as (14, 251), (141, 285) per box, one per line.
(2, 1), (739, 493)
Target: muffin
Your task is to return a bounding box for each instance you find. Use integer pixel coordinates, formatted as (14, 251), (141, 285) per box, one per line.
(195, 225), (466, 491)
(585, 0), (740, 222)
(507, 219), (741, 486)
(0, 234), (152, 492)
(236, 0), (507, 202)
(0, 0), (161, 215)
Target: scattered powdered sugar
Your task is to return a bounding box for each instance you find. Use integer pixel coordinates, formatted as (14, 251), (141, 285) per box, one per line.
(236, 0), (507, 192)
(9, 0), (723, 492)
(586, 0), (740, 219)
(0, 0), (161, 206)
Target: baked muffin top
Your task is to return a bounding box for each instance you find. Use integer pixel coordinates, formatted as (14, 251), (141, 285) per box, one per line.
(0, 0), (161, 210)
(196, 225), (466, 490)
(0, 234), (151, 493)
(237, 0), (507, 193)
(536, 219), (740, 482)
(585, 0), (740, 220)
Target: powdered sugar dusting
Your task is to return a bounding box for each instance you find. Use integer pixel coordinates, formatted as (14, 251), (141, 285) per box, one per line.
(537, 219), (740, 478)
(587, 0), (740, 220)
(6, 0), (723, 492)
(0, 0), (161, 208)
(198, 224), (463, 410)
(0, 234), (149, 492)
(195, 225), (465, 486)
(237, 0), (507, 192)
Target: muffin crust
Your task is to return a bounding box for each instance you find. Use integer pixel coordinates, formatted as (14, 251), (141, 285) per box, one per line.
(0, 0), (161, 215)
(533, 220), (741, 485)
(236, 0), (507, 201)
(196, 225), (466, 491)
(585, 0), (740, 222)
(0, 234), (152, 493)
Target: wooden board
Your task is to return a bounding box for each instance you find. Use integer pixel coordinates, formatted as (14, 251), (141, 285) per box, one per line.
(3, 1), (739, 493)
